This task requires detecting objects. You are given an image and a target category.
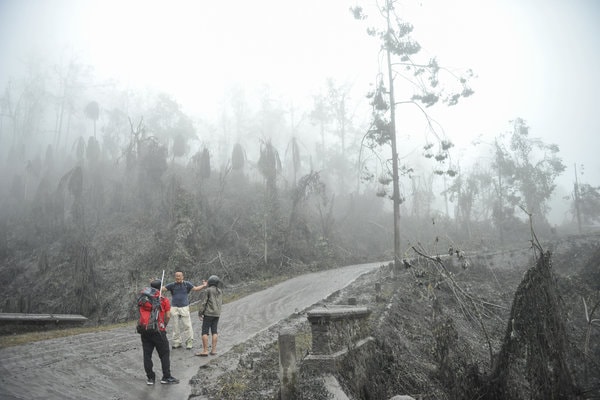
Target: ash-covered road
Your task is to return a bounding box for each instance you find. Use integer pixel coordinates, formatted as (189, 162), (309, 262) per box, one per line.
(0, 262), (382, 400)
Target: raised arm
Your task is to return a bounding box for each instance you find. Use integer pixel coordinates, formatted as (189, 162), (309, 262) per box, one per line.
(191, 280), (208, 291)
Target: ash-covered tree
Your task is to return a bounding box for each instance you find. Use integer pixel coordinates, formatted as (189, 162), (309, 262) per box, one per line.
(145, 93), (196, 162)
(493, 118), (565, 227)
(55, 165), (98, 315)
(281, 171), (326, 265)
(285, 136), (301, 188)
(0, 67), (48, 163)
(351, 1), (473, 268)
(572, 183), (600, 227)
(196, 147), (211, 181)
(231, 143), (246, 172)
(309, 92), (332, 170)
(445, 164), (495, 239)
(310, 79), (360, 194)
(101, 107), (130, 161)
(53, 59), (94, 151)
(172, 134), (187, 162)
(86, 136), (101, 167)
(121, 117), (168, 210)
(164, 177), (196, 271)
(257, 139), (282, 265)
(229, 142), (247, 189)
(138, 137), (168, 209)
(569, 163), (600, 233)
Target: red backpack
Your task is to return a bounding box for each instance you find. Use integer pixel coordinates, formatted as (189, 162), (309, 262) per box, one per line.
(136, 287), (161, 334)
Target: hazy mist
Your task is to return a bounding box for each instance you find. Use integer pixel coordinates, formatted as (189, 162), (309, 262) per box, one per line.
(1, 0), (599, 224)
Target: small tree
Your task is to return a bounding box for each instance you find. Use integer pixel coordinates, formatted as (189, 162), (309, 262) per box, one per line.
(494, 118), (565, 226)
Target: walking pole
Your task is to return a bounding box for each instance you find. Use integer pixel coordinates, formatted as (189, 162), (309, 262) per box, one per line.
(159, 270), (165, 297)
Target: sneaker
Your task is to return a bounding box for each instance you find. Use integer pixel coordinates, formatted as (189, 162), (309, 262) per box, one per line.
(186, 340), (193, 349)
(146, 377), (155, 385)
(160, 376), (180, 384)
(172, 344), (181, 349)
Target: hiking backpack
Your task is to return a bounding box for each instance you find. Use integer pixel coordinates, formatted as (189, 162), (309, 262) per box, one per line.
(136, 287), (161, 334)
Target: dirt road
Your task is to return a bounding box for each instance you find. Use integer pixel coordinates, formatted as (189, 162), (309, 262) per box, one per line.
(0, 262), (382, 400)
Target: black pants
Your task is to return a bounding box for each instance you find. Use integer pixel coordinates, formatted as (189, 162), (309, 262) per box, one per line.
(141, 331), (171, 380)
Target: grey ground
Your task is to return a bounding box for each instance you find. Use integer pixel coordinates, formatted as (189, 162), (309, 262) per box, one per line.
(0, 262), (382, 400)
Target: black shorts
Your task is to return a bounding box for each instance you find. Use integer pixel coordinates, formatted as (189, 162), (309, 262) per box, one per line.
(201, 315), (219, 335)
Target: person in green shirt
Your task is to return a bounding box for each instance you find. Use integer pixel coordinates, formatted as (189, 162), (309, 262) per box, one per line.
(195, 275), (223, 356)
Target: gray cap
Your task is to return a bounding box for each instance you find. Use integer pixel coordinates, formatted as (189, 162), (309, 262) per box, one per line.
(207, 275), (220, 286)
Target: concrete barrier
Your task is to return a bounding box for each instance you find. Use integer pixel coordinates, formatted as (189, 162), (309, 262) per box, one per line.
(306, 306), (371, 356)
(278, 305), (373, 398)
(279, 328), (298, 400)
(0, 313), (88, 334)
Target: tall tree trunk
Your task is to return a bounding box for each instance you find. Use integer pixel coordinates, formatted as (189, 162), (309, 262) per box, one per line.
(386, 0), (401, 272)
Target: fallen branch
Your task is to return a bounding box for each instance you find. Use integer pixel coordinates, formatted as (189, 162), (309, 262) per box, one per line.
(411, 245), (495, 363)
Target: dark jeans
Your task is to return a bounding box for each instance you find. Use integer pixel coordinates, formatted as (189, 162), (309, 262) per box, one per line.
(141, 330), (171, 380)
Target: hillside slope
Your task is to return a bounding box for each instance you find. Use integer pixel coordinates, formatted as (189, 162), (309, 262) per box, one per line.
(191, 233), (600, 399)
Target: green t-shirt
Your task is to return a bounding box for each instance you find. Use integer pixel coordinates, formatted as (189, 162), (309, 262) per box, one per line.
(204, 286), (222, 317)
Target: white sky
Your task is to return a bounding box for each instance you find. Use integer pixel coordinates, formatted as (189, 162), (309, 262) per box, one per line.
(1, 0), (599, 222)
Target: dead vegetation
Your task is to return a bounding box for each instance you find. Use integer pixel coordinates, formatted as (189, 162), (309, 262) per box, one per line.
(486, 249), (578, 398)
(191, 233), (600, 399)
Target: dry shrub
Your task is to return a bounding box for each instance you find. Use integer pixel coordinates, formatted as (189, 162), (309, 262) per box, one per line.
(486, 250), (580, 399)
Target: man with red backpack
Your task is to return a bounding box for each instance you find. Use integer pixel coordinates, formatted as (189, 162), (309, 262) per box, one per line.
(137, 279), (179, 385)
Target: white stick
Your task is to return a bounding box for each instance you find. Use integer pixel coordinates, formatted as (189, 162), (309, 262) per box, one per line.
(159, 270), (165, 297)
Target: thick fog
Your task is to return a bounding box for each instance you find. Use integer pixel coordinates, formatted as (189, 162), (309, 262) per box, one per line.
(1, 0), (599, 225)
